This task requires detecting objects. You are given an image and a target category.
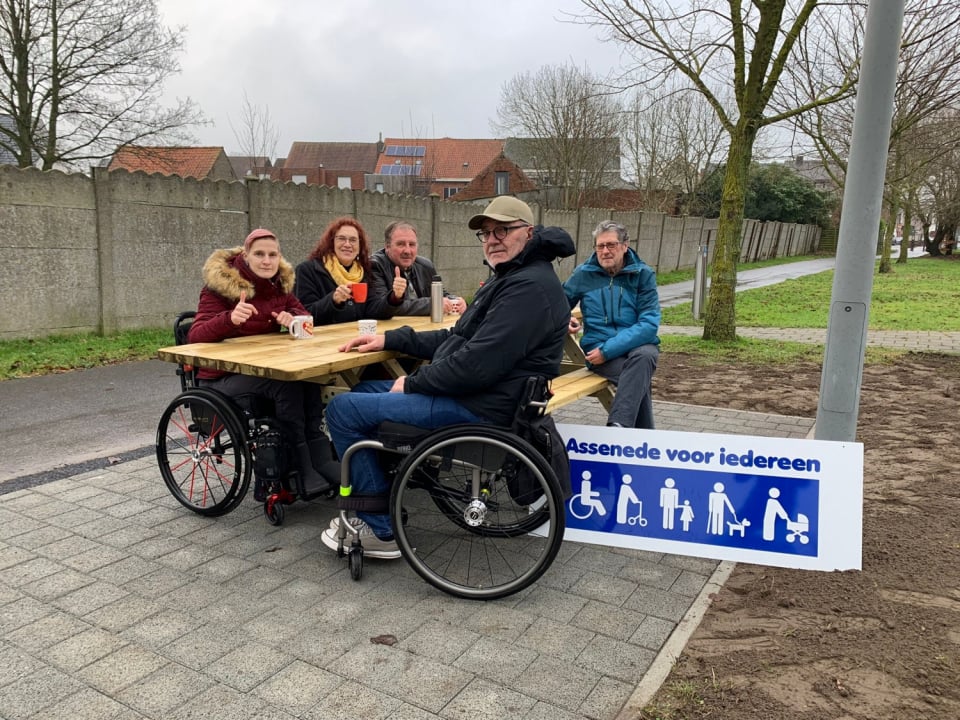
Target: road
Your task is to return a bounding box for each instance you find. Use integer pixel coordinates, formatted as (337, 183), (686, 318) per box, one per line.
(0, 257), (847, 485)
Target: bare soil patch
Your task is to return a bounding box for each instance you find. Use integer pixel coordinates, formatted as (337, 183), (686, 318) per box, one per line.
(640, 352), (960, 720)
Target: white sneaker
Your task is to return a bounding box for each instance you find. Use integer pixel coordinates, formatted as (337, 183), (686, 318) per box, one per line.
(320, 522), (401, 560)
(329, 515), (363, 532)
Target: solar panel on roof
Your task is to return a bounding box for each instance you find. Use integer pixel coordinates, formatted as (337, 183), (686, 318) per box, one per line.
(385, 145), (426, 157)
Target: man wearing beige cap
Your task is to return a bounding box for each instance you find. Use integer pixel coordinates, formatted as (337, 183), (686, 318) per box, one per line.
(320, 196), (575, 558)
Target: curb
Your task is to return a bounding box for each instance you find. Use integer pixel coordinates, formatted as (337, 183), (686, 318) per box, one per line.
(615, 560), (737, 718)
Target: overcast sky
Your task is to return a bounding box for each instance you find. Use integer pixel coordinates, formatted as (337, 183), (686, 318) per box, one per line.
(156, 0), (630, 158)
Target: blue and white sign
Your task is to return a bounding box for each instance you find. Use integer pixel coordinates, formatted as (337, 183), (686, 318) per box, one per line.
(557, 424), (863, 571)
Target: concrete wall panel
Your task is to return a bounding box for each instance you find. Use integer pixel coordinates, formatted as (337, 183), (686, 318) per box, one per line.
(0, 166), (820, 339)
(677, 216), (704, 270)
(638, 212), (665, 271)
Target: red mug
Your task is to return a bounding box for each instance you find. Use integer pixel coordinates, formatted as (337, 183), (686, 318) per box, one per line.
(351, 283), (368, 303)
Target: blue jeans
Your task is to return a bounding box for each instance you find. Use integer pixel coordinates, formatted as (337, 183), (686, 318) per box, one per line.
(325, 380), (487, 538)
(591, 344), (659, 429)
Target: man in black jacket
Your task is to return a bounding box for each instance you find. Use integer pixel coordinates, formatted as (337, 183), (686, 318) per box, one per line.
(368, 220), (467, 316)
(320, 196), (575, 559)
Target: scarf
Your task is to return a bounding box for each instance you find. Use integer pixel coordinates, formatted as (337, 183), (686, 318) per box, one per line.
(323, 254), (364, 286)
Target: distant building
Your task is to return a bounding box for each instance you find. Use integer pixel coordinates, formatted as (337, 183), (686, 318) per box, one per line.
(789, 155), (839, 194)
(261, 134), (630, 205)
(275, 142), (380, 188)
(367, 138), (505, 197)
(450, 152), (537, 202)
(503, 137), (628, 191)
(228, 155), (273, 180)
(0, 115), (24, 166)
(108, 146), (237, 181)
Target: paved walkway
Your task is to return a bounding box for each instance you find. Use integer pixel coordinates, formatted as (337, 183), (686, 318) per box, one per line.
(660, 326), (960, 354)
(0, 398), (813, 720)
(0, 326), (953, 719)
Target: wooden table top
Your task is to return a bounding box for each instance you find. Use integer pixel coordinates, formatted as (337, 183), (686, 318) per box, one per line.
(156, 315), (459, 384)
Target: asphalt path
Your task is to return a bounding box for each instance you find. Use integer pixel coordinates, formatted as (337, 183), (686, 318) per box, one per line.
(657, 257), (838, 307)
(0, 258), (845, 486)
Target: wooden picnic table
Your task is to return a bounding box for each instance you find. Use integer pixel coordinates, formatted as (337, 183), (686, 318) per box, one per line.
(156, 311), (613, 412)
(156, 315), (460, 387)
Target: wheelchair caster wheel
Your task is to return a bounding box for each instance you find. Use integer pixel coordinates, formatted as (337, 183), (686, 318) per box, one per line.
(264, 502), (285, 526)
(348, 546), (363, 581)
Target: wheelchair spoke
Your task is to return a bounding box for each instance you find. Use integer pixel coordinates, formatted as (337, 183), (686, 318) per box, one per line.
(391, 426), (564, 600)
(157, 392), (251, 517)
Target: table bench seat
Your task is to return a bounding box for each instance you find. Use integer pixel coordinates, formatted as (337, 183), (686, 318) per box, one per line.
(549, 368), (614, 413)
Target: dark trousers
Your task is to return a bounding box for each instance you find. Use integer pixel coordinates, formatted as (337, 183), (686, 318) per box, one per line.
(199, 374), (324, 442)
(590, 344), (659, 429)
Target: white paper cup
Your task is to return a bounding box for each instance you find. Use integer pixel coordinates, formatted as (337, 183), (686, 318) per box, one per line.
(290, 315), (314, 339)
(357, 319), (377, 336)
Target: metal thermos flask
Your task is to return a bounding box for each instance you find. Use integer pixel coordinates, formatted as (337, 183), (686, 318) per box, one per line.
(430, 277), (443, 322)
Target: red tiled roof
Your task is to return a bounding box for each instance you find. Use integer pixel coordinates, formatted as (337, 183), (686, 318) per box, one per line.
(108, 146), (227, 179)
(375, 138), (504, 180)
(284, 142), (379, 172)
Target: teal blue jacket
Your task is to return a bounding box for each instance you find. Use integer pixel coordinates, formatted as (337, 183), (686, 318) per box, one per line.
(563, 248), (660, 363)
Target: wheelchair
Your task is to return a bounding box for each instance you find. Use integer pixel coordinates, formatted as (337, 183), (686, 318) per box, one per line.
(155, 311), (333, 526)
(330, 380), (567, 601)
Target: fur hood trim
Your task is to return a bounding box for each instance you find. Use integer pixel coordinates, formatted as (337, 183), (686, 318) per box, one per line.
(201, 246), (296, 300)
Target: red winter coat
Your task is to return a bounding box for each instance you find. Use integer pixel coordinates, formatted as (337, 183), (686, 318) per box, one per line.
(187, 247), (308, 380)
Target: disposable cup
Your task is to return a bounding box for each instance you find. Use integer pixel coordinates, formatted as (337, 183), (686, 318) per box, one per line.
(357, 319), (377, 335)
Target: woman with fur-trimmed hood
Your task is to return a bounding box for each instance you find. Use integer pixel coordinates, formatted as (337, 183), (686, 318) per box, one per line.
(187, 228), (338, 494)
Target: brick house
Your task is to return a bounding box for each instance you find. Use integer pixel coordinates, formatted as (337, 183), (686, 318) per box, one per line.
(366, 138), (505, 197)
(449, 153), (537, 202)
(108, 146), (237, 181)
(274, 142), (380, 188)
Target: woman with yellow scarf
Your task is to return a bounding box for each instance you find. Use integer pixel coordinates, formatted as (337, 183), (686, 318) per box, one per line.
(295, 217), (399, 326)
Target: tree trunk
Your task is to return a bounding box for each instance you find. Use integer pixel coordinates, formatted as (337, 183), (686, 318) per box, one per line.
(897, 198), (912, 265)
(929, 226), (944, 257)
(878, 193), (898, 274)
(939, 223), (956, 255)
(703, 129), (753, 341)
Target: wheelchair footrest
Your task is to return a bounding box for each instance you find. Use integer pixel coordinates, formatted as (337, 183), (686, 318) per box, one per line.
(338, 494), (389, 514)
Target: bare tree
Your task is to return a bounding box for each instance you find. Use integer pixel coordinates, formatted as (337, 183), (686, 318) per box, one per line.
(0, 0), (204, 171)
(623, 83), (727, 213)
(581, 0), (857, 341)
(919, 121), (960, 255)
(493, 63), (624, 210)
(790, 0), (960, 271)
(228, 91), (280, 176)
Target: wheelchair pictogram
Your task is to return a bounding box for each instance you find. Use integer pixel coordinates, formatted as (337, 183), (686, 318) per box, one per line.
(568, 470), (607, 520)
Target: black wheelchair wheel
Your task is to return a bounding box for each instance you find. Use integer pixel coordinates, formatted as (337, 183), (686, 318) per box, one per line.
(156, 390), (251, 516)
(349, 545), (363, 581)
(264, 501), (285, 526)
(389, 425), (564, 600)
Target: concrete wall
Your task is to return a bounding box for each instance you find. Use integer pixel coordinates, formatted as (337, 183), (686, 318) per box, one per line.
(0, 166), (821, 340)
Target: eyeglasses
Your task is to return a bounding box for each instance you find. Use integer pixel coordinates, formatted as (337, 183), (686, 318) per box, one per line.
(476, 224), (529, 243)
(335, 235), (359, 245)
(595, 242), (624, 252)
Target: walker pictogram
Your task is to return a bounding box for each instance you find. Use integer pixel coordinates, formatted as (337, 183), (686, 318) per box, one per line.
(616, 474), (647, 526)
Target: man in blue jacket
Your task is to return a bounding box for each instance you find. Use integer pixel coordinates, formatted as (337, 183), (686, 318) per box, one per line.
(564, 220), (660, 429)
(320, 196), (575, 559)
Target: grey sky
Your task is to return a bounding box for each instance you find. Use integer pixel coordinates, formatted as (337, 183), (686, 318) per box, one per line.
(157, 0), (629, 158)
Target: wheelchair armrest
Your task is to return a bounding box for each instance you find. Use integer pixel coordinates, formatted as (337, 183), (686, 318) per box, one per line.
(515, 375), (552, 424)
